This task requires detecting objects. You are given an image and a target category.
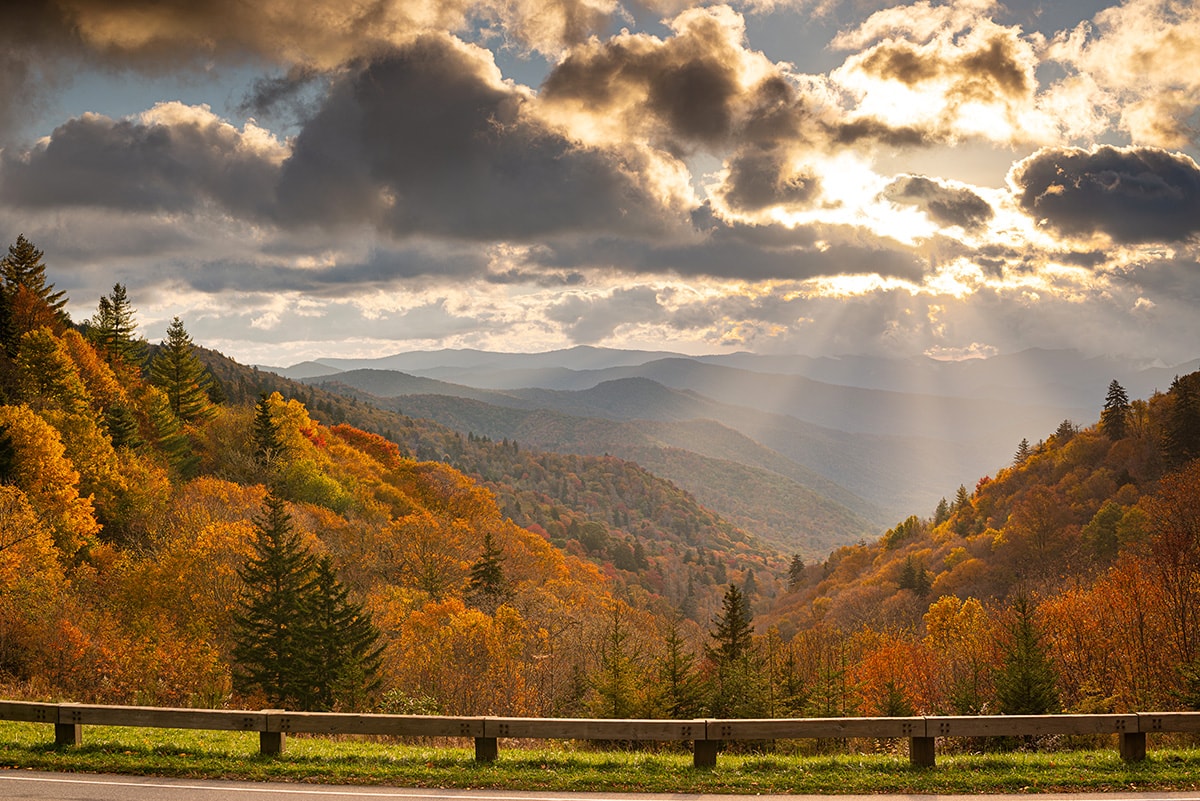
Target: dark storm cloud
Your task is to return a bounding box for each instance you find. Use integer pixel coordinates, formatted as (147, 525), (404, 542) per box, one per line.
(884, 175), (994, 231)
(541, 25), (744, 150)
(0, 35), (687, 246)
(1011, 145), (1200, 244)
(486, 269), (586, 286)
(527, 215), (926, 282)
(0, 0), (619, 146)
(719, 148), (821, 212)
(238, 66), (325, 121)
(0, 5), (86, 143)
(178, 247), (490, 295)
(827, 118), (932, 147)
(0, 109), (281, 216)
(541, 10), (825, 155)
(45, 0), (610, 63)
(275, 35), (684, 240)
(851, 29), (1031, 101)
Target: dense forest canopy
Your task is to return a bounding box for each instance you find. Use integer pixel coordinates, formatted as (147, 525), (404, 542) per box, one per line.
(2, 235), (1200, 719)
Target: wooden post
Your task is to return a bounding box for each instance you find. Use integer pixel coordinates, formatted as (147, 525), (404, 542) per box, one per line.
(260, 709), (286, 756)
(909, 736), (935, 767)
(55, 704), (82, 747)
(1120, 731), (1146, 763)
(693, 739), (719, 768)
(54, 722), (81, 747)
(475, 736), (498, 762)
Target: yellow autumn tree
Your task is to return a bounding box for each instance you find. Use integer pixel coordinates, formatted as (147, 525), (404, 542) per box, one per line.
(387, 597), (535, 715)
(0, 486), (65, 688)
(0, 404), (99, 558)
(923, 595), (995, 714)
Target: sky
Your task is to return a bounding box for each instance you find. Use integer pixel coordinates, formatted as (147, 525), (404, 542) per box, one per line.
(0, 0), (1198, 367)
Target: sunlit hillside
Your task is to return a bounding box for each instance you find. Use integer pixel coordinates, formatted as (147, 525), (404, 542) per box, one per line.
(5, 236), (1200, 722)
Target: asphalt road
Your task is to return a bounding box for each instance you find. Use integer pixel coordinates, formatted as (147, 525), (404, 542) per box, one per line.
(3, 771), (1200, 801)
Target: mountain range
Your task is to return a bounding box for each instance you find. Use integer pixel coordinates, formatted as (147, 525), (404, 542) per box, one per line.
(261, 347), (1196, 555)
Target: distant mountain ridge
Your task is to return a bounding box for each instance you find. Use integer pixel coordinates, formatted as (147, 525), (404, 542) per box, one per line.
(269, 347), (1197, 555)
(263, 346), (1195, 411)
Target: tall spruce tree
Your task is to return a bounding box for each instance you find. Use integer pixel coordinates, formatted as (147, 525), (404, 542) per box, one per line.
(787, 554), (806, 591)
(933, 497), (951, 526)
(1, 235), (68, 333)
(88, 283), (147, 368)
(706, 582), (767, 717)
(649, 615), (704, 718)
(1014, 437), (1032, 465)
(301, 555), (384, 712)
(150, 316), (214, 423)
(0, 276), (16, 361)
(1100, 379), (1131, 441)
(708, 583), (753, 663)
(592, 601), (641, 718)
(466, 531), (510, 612)
(232, 492), (317, 708)
(253, 392), (287, 472)
(995, 596), (1060, 715)
(1164, 374), (1200, 468)
(103, 404), (144, 450)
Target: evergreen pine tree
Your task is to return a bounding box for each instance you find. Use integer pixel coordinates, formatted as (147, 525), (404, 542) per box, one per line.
(1014, 438), (1031, 465)
(1100, 379), (1131, 441)
(0, 235), (69, 332)
(253, 392), (286, 471)
(0, 279), (16, 360)
(995, 596), (1060, 715)
(88, 283), (147, 368)
(1054, 419), (1076, 443)
(103, 404), (144, 450)
(933, 497), (951, 526)
(954, 484), (971, 510)
(897, 555), (932, 597)
(1164, 374), (1200, 468)
(649, 615), (704, 718)
(301, 555), (384, 712)
(592, 601), (641, 718)
(149, 317), (214, 423)
(232, 492), (317, 708)
(708, 583), (753, 663)
(706, 583), (766, 718)
(743, 568), (758, 598)
(138, 384), (196, 474)
(787, 554), (806, 591)
(466, 531), (509, 612)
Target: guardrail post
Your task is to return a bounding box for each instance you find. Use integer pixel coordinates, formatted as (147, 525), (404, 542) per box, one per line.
(261, 709), (286, 756)
(1120, 731), (1146, 763)
(909, 735), (935, 767)
(475, 736), (498, 762)
(55, 704), (81, 747)
(693, 739), (718, 768)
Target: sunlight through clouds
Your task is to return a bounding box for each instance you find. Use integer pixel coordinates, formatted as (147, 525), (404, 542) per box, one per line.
(0, 0), (1195, 364)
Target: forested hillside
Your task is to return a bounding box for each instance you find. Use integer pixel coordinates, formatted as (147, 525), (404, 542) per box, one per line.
(198, 349), (787, 619)
(314, 385), (878, 557)
(0, 236), (787, 717)
(762, 375), (1200, 715)
(5, 233), (1200, 722)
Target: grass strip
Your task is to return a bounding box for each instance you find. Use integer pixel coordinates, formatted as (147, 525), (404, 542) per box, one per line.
(3, 722), (1200, 794)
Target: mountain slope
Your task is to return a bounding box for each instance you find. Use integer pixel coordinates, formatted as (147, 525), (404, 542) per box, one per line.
(320, 388), (876, 556)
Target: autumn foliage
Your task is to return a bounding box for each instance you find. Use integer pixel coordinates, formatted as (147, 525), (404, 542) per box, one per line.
(4, 240), (1200, 723)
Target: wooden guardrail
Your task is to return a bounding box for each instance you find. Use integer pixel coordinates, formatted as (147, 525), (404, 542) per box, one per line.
(4, 700), (1199, 767)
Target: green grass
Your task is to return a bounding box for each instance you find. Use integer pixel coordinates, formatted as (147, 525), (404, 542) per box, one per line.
(3, 722), (1200, 794)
